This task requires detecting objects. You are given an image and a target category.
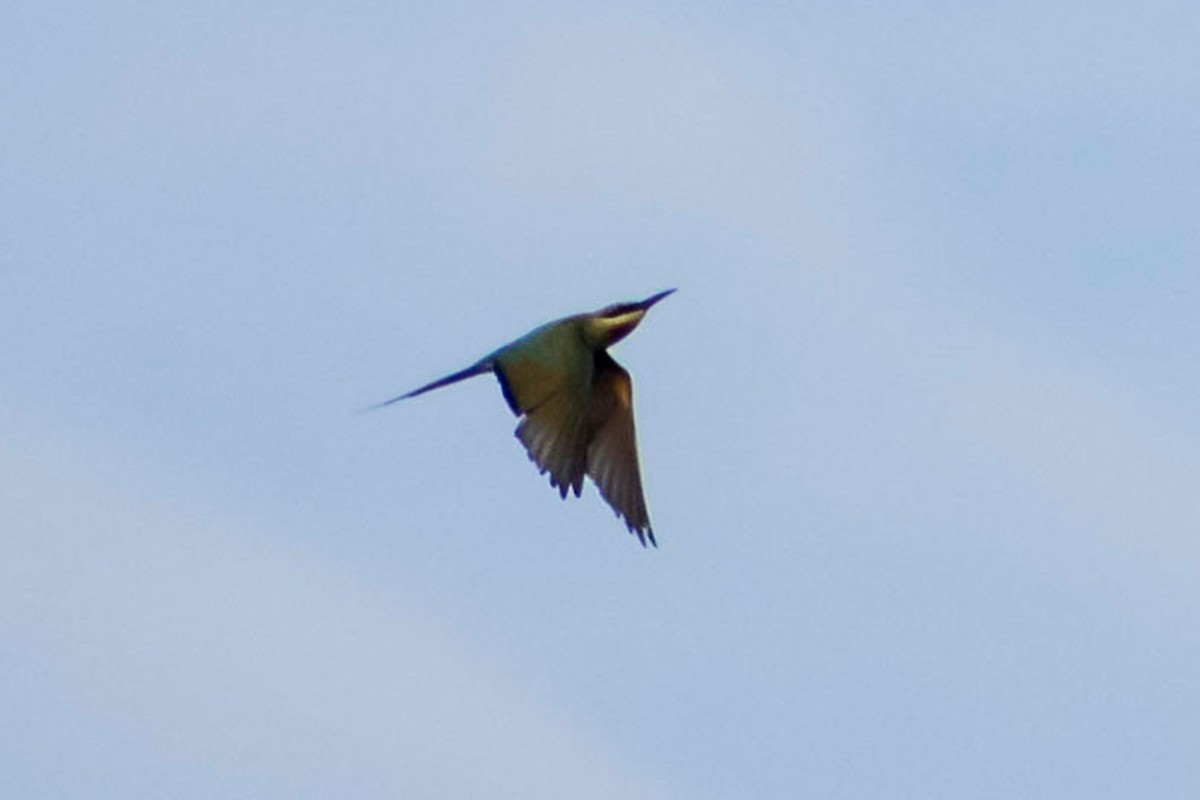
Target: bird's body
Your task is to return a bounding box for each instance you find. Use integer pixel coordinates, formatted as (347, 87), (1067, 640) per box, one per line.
(374, 289), (673, 546)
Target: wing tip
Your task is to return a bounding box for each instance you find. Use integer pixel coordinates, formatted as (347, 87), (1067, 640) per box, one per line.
(625, 515), (656, 548)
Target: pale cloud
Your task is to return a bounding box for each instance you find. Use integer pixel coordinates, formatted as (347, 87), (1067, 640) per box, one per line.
(0, 417), (668, 799)
(481, 10), (761, 208)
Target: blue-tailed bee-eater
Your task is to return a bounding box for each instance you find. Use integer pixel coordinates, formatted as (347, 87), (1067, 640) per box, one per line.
(373, 289), (674, 546)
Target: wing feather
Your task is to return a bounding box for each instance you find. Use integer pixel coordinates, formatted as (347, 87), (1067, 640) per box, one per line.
(495, 327), (592, 498)
(585, 352), (654, 545)
(515, 391), (588, 497)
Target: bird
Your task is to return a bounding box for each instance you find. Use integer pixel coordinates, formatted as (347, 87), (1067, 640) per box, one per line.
(371, 289), (674, 546)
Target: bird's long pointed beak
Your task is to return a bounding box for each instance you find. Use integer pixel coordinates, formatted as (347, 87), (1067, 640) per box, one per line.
(638, 288), (676, 310)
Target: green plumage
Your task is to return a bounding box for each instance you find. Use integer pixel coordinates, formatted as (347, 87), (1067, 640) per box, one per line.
(373, 289), (674, 546)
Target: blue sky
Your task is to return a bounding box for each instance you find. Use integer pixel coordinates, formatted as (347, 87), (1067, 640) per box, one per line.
(3, 3), (1198, 797)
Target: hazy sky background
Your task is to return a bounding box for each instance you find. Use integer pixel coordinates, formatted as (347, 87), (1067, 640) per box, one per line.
(3, 3), (1198, 797)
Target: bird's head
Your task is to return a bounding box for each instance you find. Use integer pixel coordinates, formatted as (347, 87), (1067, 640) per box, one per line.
(582, 288), (675, 349)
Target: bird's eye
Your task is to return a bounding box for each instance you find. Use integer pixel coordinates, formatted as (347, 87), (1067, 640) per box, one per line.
(602, 303), (636, 318)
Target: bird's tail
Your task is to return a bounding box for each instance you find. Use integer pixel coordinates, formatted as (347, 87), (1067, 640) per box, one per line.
(366, 360), (493, 411)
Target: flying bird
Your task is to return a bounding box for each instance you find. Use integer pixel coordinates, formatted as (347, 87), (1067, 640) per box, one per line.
(372, 289), (674, 546)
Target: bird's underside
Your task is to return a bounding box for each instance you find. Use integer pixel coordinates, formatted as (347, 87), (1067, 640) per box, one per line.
(496, 348), (654, 546)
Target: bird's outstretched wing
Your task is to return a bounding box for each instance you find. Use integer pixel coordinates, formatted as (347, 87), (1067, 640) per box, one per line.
(496, 339), (593, 499)
(585, 352), (654, 546)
